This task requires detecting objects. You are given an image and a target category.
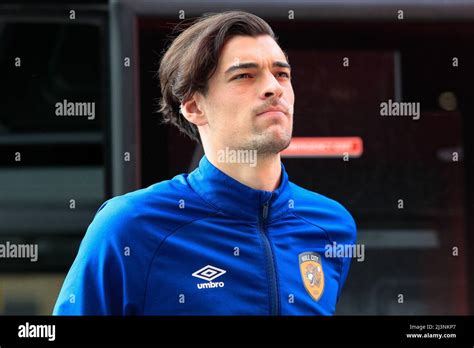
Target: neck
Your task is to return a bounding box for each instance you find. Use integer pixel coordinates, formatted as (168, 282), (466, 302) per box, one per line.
(206, 150), (282, 192)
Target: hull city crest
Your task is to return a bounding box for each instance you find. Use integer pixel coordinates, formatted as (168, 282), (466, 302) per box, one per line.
(299, 251), (325, 301)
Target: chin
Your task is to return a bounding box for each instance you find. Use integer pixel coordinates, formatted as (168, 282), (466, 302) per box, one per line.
(271, 126), (292, 143)
(254, 131), (292, 155)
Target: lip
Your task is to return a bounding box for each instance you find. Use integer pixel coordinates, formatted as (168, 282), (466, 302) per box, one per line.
(257, 107), (287, 116)
(258, 110), (286, 117)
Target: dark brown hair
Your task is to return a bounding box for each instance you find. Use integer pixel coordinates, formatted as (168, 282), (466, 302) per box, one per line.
(157, 11), (277, 143)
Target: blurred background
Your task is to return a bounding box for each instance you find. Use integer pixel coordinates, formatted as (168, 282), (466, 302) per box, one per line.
(0, 0), (473, 315)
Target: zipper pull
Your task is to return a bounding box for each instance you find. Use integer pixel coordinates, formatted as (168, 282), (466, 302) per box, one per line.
(262, 193), (273, 221)
(262, 202), (269, 220)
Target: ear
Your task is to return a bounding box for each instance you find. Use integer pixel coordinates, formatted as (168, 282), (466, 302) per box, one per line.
(180, 92), (208, 127)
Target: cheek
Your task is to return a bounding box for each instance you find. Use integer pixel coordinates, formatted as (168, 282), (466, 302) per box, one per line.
(286, 88), (295, 116)
(212, 89), (241, 113)
(286, 85), (295, 104)
(221, 90), (252, 116)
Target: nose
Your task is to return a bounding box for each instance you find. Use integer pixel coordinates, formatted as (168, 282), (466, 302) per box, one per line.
(260, 71), (283, 100)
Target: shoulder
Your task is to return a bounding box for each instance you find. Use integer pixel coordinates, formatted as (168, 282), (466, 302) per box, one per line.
(289, 182), (357, 245)
(87, 173), (213, 246)
(107, 173), (192, 212)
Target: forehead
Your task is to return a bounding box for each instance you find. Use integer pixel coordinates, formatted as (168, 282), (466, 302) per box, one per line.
(217, 35), (288, 70)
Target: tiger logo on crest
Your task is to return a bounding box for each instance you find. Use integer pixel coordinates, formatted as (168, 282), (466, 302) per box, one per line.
(299, 251), (325, 301)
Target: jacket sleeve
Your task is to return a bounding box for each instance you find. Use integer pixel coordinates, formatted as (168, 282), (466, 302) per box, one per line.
(336, 212), (357, 303)
(53, 198), (143, 315)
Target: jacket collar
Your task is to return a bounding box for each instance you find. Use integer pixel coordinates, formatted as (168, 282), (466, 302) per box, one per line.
(187, 155), (293, 222)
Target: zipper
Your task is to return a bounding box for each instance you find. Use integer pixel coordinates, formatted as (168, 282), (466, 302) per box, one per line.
(258, 194), (279, 315)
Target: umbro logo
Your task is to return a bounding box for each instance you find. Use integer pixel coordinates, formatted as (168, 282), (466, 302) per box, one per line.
(192, 265), (226, 289)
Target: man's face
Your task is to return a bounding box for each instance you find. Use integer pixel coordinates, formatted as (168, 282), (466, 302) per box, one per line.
(197, 35), (294, 155)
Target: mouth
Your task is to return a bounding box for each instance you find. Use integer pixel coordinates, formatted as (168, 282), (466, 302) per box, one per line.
(257, 107), (287, 117)
(257, 110), (286, 117)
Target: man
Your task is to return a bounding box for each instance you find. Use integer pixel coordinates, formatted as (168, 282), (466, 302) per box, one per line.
(54, 10), (356, 315)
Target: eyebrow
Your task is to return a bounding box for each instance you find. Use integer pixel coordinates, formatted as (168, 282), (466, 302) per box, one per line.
(224, 61), (291, 75)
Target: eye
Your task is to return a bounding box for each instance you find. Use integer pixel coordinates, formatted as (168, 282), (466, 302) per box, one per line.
(276, 72), (291, 79)
(234, 73), (252, 80)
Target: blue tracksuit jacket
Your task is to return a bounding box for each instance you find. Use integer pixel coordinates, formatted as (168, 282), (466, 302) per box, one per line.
(53, 155), (356, 315)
